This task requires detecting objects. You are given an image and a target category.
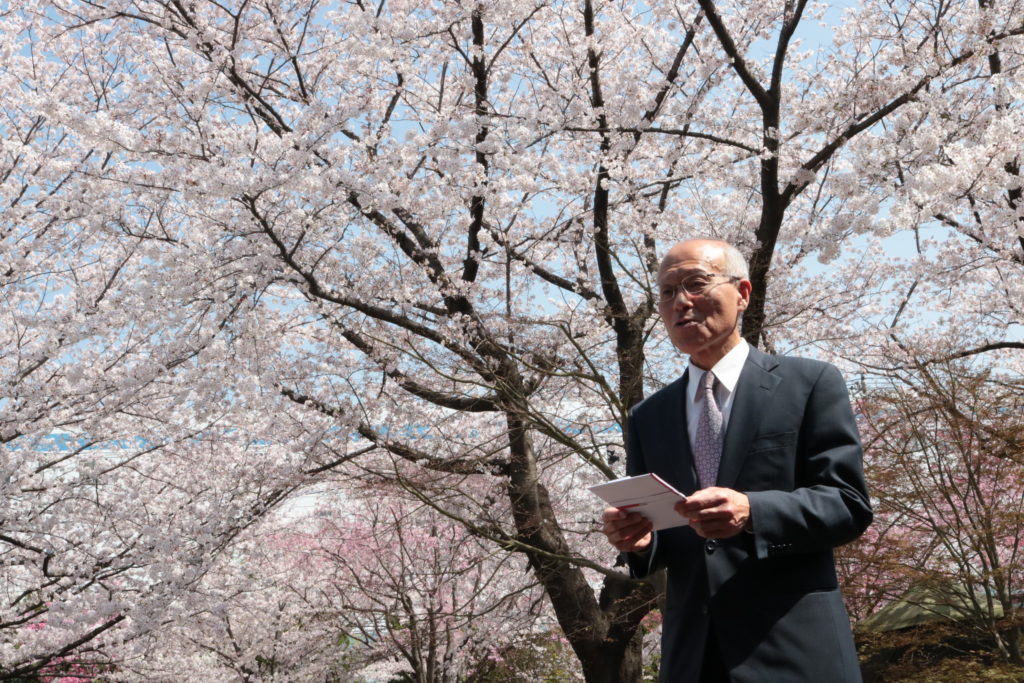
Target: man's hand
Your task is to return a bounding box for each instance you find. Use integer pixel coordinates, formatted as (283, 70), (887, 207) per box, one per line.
(601, 507), (653, 553)
(677, 487), (750, 539)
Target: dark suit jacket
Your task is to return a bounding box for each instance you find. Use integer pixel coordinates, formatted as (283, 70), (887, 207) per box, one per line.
(626, 347), (872, 682)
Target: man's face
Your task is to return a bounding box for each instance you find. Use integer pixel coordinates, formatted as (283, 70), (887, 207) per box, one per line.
(657, 240), (751, 369)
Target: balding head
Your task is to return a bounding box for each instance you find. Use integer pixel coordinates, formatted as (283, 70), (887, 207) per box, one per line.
(658, 239), (748, 282)
(656, 239), (751, 369)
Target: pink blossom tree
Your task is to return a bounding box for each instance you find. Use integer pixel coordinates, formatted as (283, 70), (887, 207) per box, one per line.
(850, 361), (1024, 661)
(303, 494), (560, 682)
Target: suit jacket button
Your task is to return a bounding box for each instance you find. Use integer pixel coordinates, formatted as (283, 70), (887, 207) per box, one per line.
(705, 539), (718, 554)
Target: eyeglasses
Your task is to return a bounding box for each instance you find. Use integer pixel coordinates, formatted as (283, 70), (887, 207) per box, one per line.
(658, 272), (741, 303)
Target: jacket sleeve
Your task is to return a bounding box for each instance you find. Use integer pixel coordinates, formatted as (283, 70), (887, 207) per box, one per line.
(745, 362), (873, 560)
(623, 407), (662, 578)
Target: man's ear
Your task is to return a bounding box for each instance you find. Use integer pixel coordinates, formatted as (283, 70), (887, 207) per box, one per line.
(736, 279), (752, 310)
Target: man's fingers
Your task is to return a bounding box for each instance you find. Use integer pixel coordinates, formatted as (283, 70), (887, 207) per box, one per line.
(679, 487), (729, 514)
(688, 506), (730, 521)
(613, 529), (652, 552)
(605, 517), (649, 540)
(600, 507), (653, 552)
(690, 519), (730, 539)
(602, 506), (627, 523)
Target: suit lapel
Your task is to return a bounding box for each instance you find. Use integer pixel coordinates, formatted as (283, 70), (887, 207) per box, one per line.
(716, 347), (781, 489)
(654, 372), (700, 493)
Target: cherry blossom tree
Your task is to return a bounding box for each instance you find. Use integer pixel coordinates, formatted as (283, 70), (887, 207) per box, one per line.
(116, 485), (577, 682)
(1, 0), (1022, 680)
(301, 494), (558, 682)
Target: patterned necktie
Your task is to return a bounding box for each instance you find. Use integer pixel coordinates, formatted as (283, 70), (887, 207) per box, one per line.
(694, 370), (724, 489)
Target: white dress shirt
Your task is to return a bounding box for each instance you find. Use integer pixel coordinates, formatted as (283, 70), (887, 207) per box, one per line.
(684, 340), (749, 454)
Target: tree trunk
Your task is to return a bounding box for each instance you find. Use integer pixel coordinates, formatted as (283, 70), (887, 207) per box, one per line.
(503, 410), (658, 682)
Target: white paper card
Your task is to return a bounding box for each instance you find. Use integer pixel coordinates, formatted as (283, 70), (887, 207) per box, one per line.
(589, 473), (688, 530)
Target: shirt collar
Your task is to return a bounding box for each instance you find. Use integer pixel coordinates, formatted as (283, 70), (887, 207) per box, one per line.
(685, 340), (749, 403)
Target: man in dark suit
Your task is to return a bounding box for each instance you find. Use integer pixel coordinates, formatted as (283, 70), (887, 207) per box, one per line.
(601, 239), (872, 682)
